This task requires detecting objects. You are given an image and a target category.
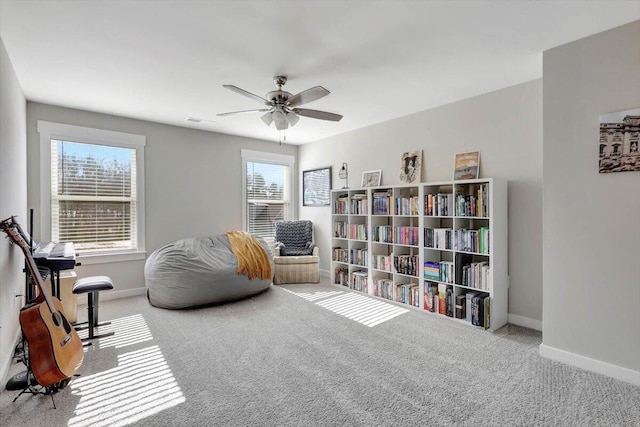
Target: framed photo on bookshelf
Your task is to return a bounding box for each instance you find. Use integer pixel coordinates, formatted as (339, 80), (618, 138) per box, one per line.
(361, 170), (382, 187)
(303, 167), (332, 206)
(453, 151), (480, 180)
(400, 150), (422, 183)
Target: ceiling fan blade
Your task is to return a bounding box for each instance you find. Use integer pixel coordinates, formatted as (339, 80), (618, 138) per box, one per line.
(223, 85), (270, 105)
(287, 86), (330, 107)
(292, 108), (343, 122)
(217, 108), (271, 117)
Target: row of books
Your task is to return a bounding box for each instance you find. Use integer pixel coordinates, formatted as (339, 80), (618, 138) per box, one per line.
(334, 267), (348, 286)
(334, 195), (349, 214)
(455, 227), (490, 254)
(372, 226), (419, 246)
(424, 227), (454, 249)
(351, 271), (368, 292)
(334, 221), (347, 239)
(394, 196), (419, 216)
(372, 191), (392, 215)
(350, 193), (368, 215)
(455, 184), (489, 217)
(350, 248), (368, 267)
(459, 261), (491, 290)
(332, 248), (349, 263)
(395, 283), (419, 307)
(424, 282), (490, 328)
(349, 224), (367, 240)
(395, 254), (418, 276)
(424, 193), (454, 216)
(424, 227), (490, 254)
(371, 254), (393, 272)
(373, 278), (394, 301)
(424, 260), (454, 283)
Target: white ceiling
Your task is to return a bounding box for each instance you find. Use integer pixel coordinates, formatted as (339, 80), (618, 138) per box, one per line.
(1, 1), (638, 145)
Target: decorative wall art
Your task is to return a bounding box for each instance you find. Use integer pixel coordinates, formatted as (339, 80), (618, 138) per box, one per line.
(599, 108), (640, 174)
(303, 167), (331, 206)
(361, 170), (382, 187)
(453, 151), (480, 180)
(399, 150), (422, 183)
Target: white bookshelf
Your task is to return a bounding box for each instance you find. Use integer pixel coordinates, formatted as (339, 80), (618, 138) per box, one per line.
(330, 178), (508, 331)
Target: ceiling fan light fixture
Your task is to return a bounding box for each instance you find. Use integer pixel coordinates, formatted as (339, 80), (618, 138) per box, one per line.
(261, 112), (273, 126)
(285, 111), (299, 127)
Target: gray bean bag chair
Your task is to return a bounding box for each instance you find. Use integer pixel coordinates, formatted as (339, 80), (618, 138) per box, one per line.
(145, 234), (273, 309)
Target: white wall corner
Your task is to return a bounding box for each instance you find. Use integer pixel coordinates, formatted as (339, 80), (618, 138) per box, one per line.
(539, 343), (640, 387)
(320, 268), (330, 278)
(508, 313), (542, 331)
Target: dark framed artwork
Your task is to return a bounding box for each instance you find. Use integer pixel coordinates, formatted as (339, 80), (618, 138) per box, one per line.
(303, 167), (332, 206)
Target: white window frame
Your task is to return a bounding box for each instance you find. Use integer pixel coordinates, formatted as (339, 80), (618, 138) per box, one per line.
(38, 120), (146, 264)
(241, 149), (296, 236)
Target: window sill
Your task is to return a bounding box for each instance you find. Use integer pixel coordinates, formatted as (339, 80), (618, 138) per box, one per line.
(77, 250), (147, 265)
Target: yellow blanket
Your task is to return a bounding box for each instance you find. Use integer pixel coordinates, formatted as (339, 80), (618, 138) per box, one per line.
(226, 231), (272, 280)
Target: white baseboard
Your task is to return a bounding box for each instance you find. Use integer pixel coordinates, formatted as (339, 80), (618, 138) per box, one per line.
(539, 343), (640, 386)
(320, 268), (330, 278)
(77, 286), (146, 306)
(508, 313), (542, 331)
(1, 328), (23, 385)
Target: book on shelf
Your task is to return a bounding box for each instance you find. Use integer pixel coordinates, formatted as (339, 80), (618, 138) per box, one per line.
(334, 267), (349, 286)
(372, 191), (392, 215)
(445, 286), (454, 317)
(455, 253), (474, 286)
(471, 293), (490, 329)
(455, 294), (466, 319)
(465, 291), (480, 323)
(423, 261), (440, 281)
(438, 283), (447, 315)
(373, 278), (394, 300)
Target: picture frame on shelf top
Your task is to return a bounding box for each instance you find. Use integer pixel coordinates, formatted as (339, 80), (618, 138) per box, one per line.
(453, 151), (480, 180)
(400, 150), (422, 183)
(361, 170), (382, 187)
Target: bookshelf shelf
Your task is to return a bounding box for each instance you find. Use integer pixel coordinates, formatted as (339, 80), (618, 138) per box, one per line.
(331, 178), (507, 331)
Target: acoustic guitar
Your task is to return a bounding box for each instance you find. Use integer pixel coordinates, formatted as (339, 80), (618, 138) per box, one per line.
(1, 216), (83, 387)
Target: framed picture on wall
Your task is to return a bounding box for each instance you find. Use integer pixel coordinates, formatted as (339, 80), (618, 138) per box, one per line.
(361, 170), (382, 187)
(453, 151), (480, 180)
(598, 108), (640, 173)
(303, 167), (332, 206)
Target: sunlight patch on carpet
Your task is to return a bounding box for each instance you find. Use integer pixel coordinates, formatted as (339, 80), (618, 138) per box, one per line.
(280, 288), (409, 327)
(77, 313), (152, 349)
(68, 345), (185, 427)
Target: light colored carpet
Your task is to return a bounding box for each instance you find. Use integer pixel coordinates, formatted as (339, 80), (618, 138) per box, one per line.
(1, 279), (638, 426)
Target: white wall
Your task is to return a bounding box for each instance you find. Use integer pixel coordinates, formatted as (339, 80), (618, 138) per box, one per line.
(299, 80), (543, 328)
(0, 37), (27, 383)
(541, 21), (640, 384)
(26, 103), (297, 296)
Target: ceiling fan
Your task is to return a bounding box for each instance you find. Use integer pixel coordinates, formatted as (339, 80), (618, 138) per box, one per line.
(217, 76), (343, 131)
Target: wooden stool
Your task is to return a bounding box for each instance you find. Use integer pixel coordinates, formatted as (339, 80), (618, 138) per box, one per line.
(72, 275), (114, 341)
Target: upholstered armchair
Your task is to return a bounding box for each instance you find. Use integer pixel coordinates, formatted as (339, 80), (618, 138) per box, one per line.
(273, 220), (320, 284)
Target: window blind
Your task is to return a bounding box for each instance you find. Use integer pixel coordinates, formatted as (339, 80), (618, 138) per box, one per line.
(246, 161), (289, 245)
(51, 140), (137, 252)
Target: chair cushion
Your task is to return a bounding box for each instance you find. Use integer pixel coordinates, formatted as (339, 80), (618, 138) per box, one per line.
(274, 255), (319, 265)
(279, 246), (315, 256)
(73, 275), (114, 294)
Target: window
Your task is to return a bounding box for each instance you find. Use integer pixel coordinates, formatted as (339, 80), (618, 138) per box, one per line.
(38, 121), (145, 263)
(241, 150), (295, 246)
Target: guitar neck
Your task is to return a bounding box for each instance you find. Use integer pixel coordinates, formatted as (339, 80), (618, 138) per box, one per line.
(1, 217), (59, 315)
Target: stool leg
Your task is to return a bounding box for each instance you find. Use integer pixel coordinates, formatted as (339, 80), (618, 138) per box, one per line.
(80, 291), (114, 341)
(87, 292), (95, 340)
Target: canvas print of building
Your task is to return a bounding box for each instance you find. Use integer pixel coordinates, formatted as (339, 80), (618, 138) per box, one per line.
(599, 108), (640, 173)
